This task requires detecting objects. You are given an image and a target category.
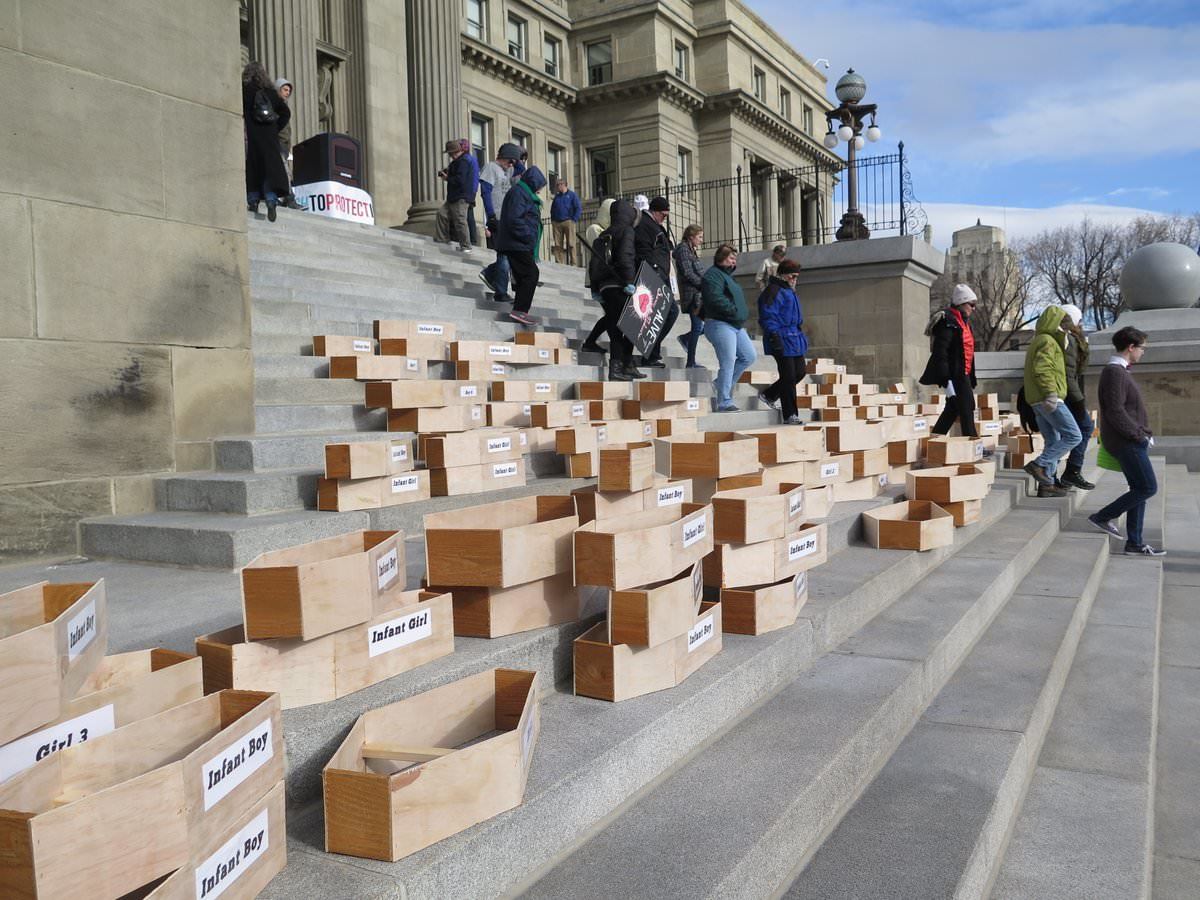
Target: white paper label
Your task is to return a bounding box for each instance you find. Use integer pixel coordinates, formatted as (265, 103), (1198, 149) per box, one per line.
(975, 442), (985, 459)
(405, 358), (419, 371)
(522, 404), (532, 415)
(538, 349), (551, 359)
(471, 406), (482, 420)
(984, 422), (1001, 433)
(657, 485), (687, 507)
(195, 807), (269, 900)
(643, 423), (654, 436)
(788, 532), (819, 561)
(493, 462), (518, 478)
(66, 599), (98, 661)
(352, 339), (371, 353)
(687, 614), (715, 653)
(878, 473), (889, 487)
(487, 437), (512, 453)
(793, 571), (807, 602)
(368, 608), (432, 657)
(417, 323), (444, 335)
(836, 365), (846, 373)
(520, 711), (536, 767)
(390, 475), (419, 496)
(912, 418), (928, 432)
(377, 547), (400, 592)
(820, 462), (840, 478)
(682, 513), (708, 548)
(787, 492), (804, 519)
(201, 719), (274, 811)
(691, 562), (704, 604)
(0, 704), (116, 782)
(519, 432), (528, 446)
(686, 398), (701, 411)
(597, 427), (607, 443)
(571, 403), (586, 418)
(535, 382), (552, 394)
(460, 385), (478, 398)
(491, 363), (507, 375)
(489, 345), (512, 357)
(390, 444), (409, 463)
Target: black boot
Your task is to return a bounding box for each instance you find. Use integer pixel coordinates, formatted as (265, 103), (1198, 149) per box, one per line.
(623, 360), (647, 379)
(608, 359), (632, 382)
(1061, 465), (1096, 490)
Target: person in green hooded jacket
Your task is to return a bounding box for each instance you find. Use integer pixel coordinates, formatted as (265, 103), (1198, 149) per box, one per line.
(1022, 305), (1082, 496)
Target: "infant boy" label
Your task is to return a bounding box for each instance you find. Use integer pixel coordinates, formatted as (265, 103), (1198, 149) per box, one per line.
(195, 807), (270, 900)
(201, 719), (274, 811)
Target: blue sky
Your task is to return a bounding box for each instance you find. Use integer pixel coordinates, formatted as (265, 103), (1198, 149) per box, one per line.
(753, 0), (1200, 248)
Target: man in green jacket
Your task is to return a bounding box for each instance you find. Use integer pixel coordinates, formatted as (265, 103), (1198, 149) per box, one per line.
(1022, 305), (1082, 497)
(701, 244), (757, 411)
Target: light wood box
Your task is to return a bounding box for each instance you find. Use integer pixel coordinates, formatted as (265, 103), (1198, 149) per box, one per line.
(423, 429), (522, 468)
(806, 359), (846, 375)
(519, 426), (556, 452)
(860, 392), (907, 405)
(852, 405), (883, 420)
(433, 573), (580, 638)
(691, 472), (764, 503)
(425, 495), (577, 587)
(241, 530), (405, 642)
(906, 464), (990, 503)
(378, 336), (449, 360)
(833, 475), (886, 503)
(531, 400), (591, 429)
(977, 393), (999, 409)
(818, 407), (864, 422)
(736, 426), (825, 464)
(574, 503), (714, 591)
(329, 355), (425, 380)
(365, 380), (486, 410)
(738, 370), (776, 385)
(711, 483), (806, 544)
(373, 319), (456, 341)
(620, 398), (704, 420)
(388, 404), (484, 433)
(603, 419), (656, 443)
(654, 417), (700, 437)
(817, 382), (853, 396)
(317, 471), (431, 512)
(813, 421), (887, 452)
(323, 669), (539, 862)
(722, 570), (809, 636)
(198, 591), (452, 710)
(888, 438), (923, 466)
(313, 335), (373, 356)
(449, 340), (533, 363)
(431, 458), (526, 496)
(0, 581), (107, 746)
(977, 405), (1000, 422)
(636, 381), (691, 403)
(702, 522), (827, 589)
(813, 372), (862, 385)
(454, 359), (511, 379)
(0, 690), (282, 900)
(324, 440), (414, 479)
(803, 484), (834, 518)
(487, 400), (533, 428)
(576, 381), (633, 400)
(852, 447), (890, 477)
(554, 348), (576, 365)
(587, 399), (623, 422)
(862, 500), (955, 551)
(555, 423), (607, 455)
(941, 498), (982, 527)
(571, 478), (694, 524)
(675, 600), (724, 684)
(491, 380), (557, 402)
(599, 442), (657, 492)
(926, 436), (985, 466)
(567, 448), (599, 478)
(801, 455), (856, 486)
(1003, 433), (1043, 454)
(653, 432), (761, 479)
(529, 346), (558, 364)
(514, 331), (567, 349)
(609, 562), (702, 648)
(870, 415), (913, 443)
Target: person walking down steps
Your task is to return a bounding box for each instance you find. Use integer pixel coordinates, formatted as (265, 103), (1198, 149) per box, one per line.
(588, 198), (645, 382)
(496, 166), (548, 327)
(1088, 326), (1165, 557)
(1059, 303), (1096, 491)
(1022, 305), (1081, 498)
(435, 139), (477, 252)
(478, 142), (524, 303)
(702, 244), (757, 411)
(756, 259), (807, 424)
(581, 198), (616, 356)
(673, 224), (707, 368)
(920, 284), (980, 440)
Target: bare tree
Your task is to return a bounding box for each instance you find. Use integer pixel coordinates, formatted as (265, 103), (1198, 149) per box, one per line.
(928, 244), (1037, 350)
(1023, 218), (1126, 328)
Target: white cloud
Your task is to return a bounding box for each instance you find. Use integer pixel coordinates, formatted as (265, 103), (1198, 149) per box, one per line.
(922, 201), (1163, 247)
(1108, 187), (1171, 199)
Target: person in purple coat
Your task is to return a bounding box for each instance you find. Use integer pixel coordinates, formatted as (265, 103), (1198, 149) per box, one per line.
(756, 259), (808, 424)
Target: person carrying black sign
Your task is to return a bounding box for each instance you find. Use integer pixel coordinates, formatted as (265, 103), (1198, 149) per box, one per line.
(588, 199), (645, 381)
(633, 197), (678, 368)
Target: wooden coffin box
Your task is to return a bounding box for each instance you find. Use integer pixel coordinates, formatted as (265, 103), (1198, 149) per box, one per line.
(374, 319), (456, 341)
(378, 336), (449, 360)
(654, 417), (700, 437)
(598, 442), (657, 492)
(567, 448), (599, 478)
(329, 354), (424, 380)
(736, 426), (825, 464)
(577, 381), (634, 401)
(198, 591), (453, 710)
(432, 573), (579, 638)
(365, 380), (486, 410)
(722, 570), (809, 636)
(388, 404), (484, 433)
(425, 495), (577, 587)
(490, 380), (557, 402)
(609, 563), (703, 648)
(806, 358), (846, 375)
(635, 380), (691, 403)
(317, 471), (431, 511)
(530, 400), (590, 429)
(620, 397), (704, 420)
(738, 370), (776, 385)
(555, 422), (608, 455)
(711, 483), (806, 544)
(925, 436), (985, 466)
(571, 477), (694, 524)
(449, 340), (533, 363)
(313, 335), (373, 356)
(941, 498), (983, 527)
(0, 580), (106, 746)
(905, 464), (990, 503)
(603, 419), (657, 443)
(0, 649), (202, 784)
(574, 503), (714, 591)
(702, 522), (827, 589)
(587, 398), (623, 422)
(323, 668), (539, 862)
(487, 401), (533, 428)
(241, 530), (404, 642)
(801, 455), (855, 486)
(803, 484), (834, 518)
(852, 447), (890, 478)
(862, 500), (955, 551)
(0, 690), (282, 900)
(324, 439), (414, 479)
(423, 428), (523, 468)
(514, 330), (567, 349)
(690, 472), (764, 503)
(833, 475), (887, 503)
(1003, 433), (1044, 455)
(676, 600), (723, 683)
(653, 432), (761, 479)
(454, 360), (509, 379)
(888, 438), (923, 466)
(813, 420), (887, 453)
(430, 458), (527, 496)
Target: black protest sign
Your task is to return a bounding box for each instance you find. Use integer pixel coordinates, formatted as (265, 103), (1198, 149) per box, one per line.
(618, 263), (673, 356)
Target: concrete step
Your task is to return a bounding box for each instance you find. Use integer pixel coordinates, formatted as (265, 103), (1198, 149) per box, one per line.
(215, 429), (417, 472)
(154, 467), (321, 515)
(516, 503), (1059, 900)
(253, 401), (386, 433)
(787, 532), (1109, 900)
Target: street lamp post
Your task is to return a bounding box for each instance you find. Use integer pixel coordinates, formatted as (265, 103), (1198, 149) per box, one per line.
(822, 69), (882, 241)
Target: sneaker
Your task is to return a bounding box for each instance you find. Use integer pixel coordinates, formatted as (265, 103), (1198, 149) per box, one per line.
(478, 270), (498, 293)
(758, 392), (781, 411)
(509, 311), (537, 326)
(1054, 477), (1076, 492)
(1125, 543), (1167, 557)
(1087, 514), (1123, 539)
(1037, 484), (1068, 498)
(981, 448), (996, 460)
(1061, 469), (1096, 491)
(459, 244), (473, 253)
(641, 357), (666, 369)
(784, 415), (803, 425)
(1023, 461), (1053, 487)
(493, 292), (513, 304)
(247, 200), (261, 213)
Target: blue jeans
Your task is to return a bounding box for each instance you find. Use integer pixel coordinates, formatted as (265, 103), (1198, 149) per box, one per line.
(483, 253), (511, 296)
(704, 320), (756, 406)
(247, 185), (279, 206)
(1033, 401), (1082, 475)
(1093, 441), (1157, 546)
(1066, 401), (1093, 471)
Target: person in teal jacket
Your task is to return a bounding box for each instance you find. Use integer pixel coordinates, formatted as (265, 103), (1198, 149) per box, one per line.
(701, 244), (757, 411)
(1022, 305), (1081, 496)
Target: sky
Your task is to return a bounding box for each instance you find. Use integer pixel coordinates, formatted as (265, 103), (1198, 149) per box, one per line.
(751, 0), (1200, 249)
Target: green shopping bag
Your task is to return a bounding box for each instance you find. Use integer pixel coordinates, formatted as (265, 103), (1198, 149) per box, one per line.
(1096, 437), (1123, 472)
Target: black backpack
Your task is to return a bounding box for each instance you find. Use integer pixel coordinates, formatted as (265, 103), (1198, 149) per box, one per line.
(586, 231), (616, 287)
(1016, 387), (1040, 434)
(251, 88), (278, 125)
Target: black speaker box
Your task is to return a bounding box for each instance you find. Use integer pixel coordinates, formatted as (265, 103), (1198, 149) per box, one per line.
(293, 132), (363, 188)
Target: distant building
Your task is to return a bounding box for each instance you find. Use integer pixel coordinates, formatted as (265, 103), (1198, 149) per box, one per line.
(931, 219), (1027, 349)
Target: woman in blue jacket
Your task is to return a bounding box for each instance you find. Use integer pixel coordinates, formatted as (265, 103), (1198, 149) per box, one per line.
(756, 259), (808, 424)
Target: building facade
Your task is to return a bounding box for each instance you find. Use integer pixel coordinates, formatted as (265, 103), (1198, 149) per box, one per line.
(931, 220), (1027, 350)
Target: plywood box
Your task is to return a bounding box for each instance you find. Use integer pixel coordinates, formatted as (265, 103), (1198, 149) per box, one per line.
(423, 429), (523, 468)
(653, 432), (761, 479)
(852, 405), (883, 420)
(906, 464), (990, 503)
(513, 331), (567, 349)
(722, 570), (809, 636)
(814, 372), (863, 386)
(676, 600), (724, 683)
(313, 335), (374, 356)
(324, 440), (413, 479)
(431, 458), (527, 496)
(815, 421), (887, 452)
(702, 522), (827, 589)
(365, 380), (487, 410)
(817, 382), (853, 396)
(833, 475), (886, 503)
(862, 500), (954, 551)
(329, 355), (425, 381)
(241, 530), (404, 642)
(1003, 433), (1044, 455)
(621, 398), (704, 420)
(977, 393), (999, 409)
(654, 417), (700, 437)
(555, 423), (608, 455)
(519, 426), (555, 453)
(888, 439), (923, 466)
(804, 484), (834, 518)
(0, 581), (107, 746)
(711, 483), (807, 544)
(530, 400), (591, 429)
(487, 400), (533, 428)
(738, 370), (776, 385)
(554, 348), (576, 365)
(802, 455), (856, 486)
(806, 359), (846, 375)
(572, 478), (695, 524)
(609, 563), (702, 648)
(425, 495), (577, 588)
(373, 319), (457, 341)
(603, 419), (657, 443)
(941, 498), (982, 527)
(317, 471), (431, 512)
(636, 381), (691, 403)
(853, 447), (890, 478)
(690, 472), (764, 503)
(736, 426), (825, 464)
(323, 668), (539, 862)
(925, 436), (985, 466)
(490, 380), (558, 402)
(574, 503), (714, 591)
(388, 404), (484, 433)
(567, 448), (599, 478)
(431, 574), (579, 639)
(599, 442), (657, 492)
(454, 360), (510, 380)
(860, 392), (907, 405)
(0, 690), (282, 900)
(576, 381), (634, 401)
(588, 399), (624, 422)
(378, 336), (449, 360)
(449, 340), (534, 363)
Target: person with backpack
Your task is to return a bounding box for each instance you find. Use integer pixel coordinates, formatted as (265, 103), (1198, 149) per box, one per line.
(588, 198), (645, 381)
(756, 259), (807, 424)
(242, 62), (291, 222)
(496, 167), (547, 326)
(1022, 305), (1081, 497)
(633, 197), (678, 368)
(920, 284), (979, 438)
(1059, 304), (1096, 490)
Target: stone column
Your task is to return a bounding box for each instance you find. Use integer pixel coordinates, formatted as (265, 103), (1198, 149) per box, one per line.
(402, 0), (464, 234)
(251, 0), (321, 146)
(787, 181), (804, 247)
(762, 170), (779, 250)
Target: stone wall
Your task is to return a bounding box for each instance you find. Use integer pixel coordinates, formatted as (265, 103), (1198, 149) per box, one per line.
(0, 0), (251, 562)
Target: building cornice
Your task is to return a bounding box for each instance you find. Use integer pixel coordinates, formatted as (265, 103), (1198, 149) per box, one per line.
(574, 72), (706, 115)
(460, 36), (578, 110)
(705, 90), (841, 163)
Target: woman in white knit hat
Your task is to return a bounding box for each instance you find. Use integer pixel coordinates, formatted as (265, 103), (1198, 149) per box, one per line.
(1059, 303), (1096, 490)
(919, 283), (981, 439)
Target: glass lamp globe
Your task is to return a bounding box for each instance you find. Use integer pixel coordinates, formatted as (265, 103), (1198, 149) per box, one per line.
(822, 132), (838, 149)
(866, 124), (882, 142)
(837, 124), (854, 142)
(853, 135), (865, 151)
(834, 69), (868, 105)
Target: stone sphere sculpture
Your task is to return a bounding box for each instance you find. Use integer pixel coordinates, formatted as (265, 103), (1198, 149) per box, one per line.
(1120, 242), (1200, 311)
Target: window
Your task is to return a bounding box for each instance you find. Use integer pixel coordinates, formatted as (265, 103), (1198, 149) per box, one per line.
(589, 145), (617, 198)
(544, 35), (561, 78)
(547, 144), (565, 187)
(780, 88), (791, 119)
(802, 104), (814, 135)
(466, 0), (486, 40)
(676, 147), (692, 186)
(587, 40), (612, 86)
(507, 14), (526, 60)
(511, 128), (529, 150)
(752, 67), (766, 101)
(470, 114), (491, 168)
(674, 42), (689, 80)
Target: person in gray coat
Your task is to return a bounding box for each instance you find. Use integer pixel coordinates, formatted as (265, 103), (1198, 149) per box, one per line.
(673, 224), (706, 368)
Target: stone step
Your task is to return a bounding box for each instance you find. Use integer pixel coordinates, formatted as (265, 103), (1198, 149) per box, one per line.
(253, 401), (387, 433)
(154, 467), (322, 515)
(786, 532), (1109, 900)
(215, 429), (416, 472)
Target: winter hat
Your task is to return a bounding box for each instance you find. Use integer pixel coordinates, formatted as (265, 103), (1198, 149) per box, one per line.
(1060, 304), (1083, 326)
(633, 194), (650, 211)
(497, 142), (523, 161)
(444, 139), (461, 154)
(649, 196), (670, 212)
(274, 77), (292, 92)
(951, 284), (978, 306)
(776, 259), (801, 276)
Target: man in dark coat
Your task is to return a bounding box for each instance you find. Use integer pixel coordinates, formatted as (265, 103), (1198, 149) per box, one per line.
(920, 284), (979, 438)
(496, 166), (547, 326)
(633, 196), (678, 367)
(589, 198), (644, 381)
(242, 62), (291, 221)
(435, 139), (477, 251)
